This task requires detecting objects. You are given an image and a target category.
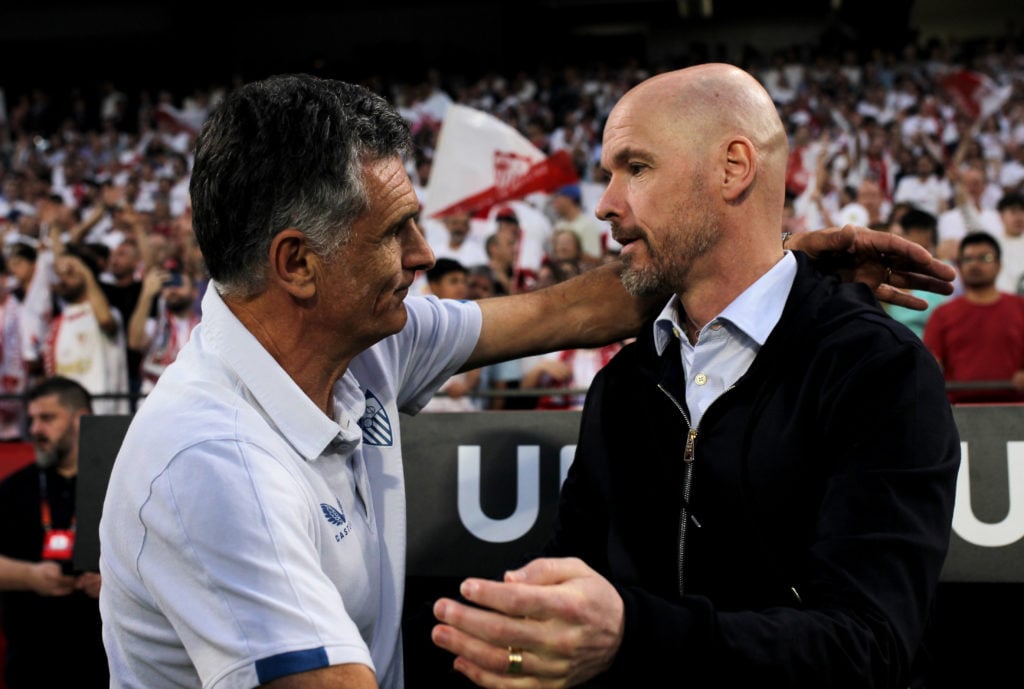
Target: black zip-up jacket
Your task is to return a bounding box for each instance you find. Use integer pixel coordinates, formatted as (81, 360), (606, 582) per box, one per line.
(543, 252), (961, 688)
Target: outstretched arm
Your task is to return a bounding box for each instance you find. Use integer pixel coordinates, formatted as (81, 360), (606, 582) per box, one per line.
(787, 224), (956, 310)
(463, 262), (665, 372)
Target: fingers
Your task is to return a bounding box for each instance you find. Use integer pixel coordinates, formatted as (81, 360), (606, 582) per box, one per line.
(893, 270), (955, 296)
(434, 596), (532, 650)
(432, 619), (558, 685)
(783, 226), (845, 257)
(458, 577), (551, 622)
(914, 258), (957, 283)
(505, 557), (592, 586)
(874, 284), (929, 310)
(34, 562), (76, 596)
(433, 602), (574, 687)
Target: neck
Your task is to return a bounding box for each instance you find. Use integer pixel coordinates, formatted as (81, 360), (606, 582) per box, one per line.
(964, 285), (1001, 304)
(56, 455), (77, 479)
(678, 234), (784, 336)
(226, 294), (355, 416)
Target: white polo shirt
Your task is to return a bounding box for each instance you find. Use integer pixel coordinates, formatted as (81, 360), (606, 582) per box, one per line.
(99, 285), (482, 689)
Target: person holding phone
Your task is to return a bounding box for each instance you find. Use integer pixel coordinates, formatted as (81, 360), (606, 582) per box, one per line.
(127, 265), (201, 397)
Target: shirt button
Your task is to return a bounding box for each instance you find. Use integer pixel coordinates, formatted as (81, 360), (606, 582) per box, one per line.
(710, 323), (722, 331)
(695, 373), (708, 385)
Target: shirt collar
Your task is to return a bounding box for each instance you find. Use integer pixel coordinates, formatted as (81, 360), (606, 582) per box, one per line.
(199, 284), (360, 461)
(654, 251), (797, 354)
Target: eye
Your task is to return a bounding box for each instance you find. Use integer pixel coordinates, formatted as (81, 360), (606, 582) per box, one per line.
(628, 162), (647, 175)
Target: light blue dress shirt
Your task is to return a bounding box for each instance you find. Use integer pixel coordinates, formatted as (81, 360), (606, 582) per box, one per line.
(654, 251), (797, 429)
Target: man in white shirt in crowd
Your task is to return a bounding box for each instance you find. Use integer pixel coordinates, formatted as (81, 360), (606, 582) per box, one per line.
(996, 192), (1024, 295)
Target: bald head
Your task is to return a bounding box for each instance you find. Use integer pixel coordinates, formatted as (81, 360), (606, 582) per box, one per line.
(596, 63), (789, 305)
(616, 63), (788, 208)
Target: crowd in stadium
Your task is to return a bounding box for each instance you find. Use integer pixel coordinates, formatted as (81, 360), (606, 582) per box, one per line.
(1, 31), (1023, 442)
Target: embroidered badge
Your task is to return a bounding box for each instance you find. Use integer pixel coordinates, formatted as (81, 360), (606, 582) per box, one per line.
(320, 501), (346, 526)
(321, 499), (351, 542)
(359, 389), (393, 446)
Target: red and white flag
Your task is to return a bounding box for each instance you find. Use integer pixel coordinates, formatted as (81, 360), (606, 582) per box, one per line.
(154, 102), (206, 136)
(422, 104), (578, 219)
(940, 69), (1013, 121)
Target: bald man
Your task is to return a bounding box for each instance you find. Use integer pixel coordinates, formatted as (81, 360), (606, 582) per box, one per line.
(432, 64), (960, 689)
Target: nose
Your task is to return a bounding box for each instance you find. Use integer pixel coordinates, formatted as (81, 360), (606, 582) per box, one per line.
(405, 222), (435, 273)
(595, 175), (622, 223)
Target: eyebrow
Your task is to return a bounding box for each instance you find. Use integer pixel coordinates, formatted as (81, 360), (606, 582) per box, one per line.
(605, 146), (655, 173)
(387, 210), (423, 237)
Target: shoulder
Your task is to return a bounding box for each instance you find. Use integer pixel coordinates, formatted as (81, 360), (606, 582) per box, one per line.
(788, 256), (931, 357)
(930, 296), (965, 318)
(0, 463), (38, 496)
(998, 293), (1024, 312)
(373, 296), (481, 359)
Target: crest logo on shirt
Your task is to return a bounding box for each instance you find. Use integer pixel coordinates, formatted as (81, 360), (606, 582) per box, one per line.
(321, 498), (351, 542)
(359, 389), (393, 446)
(320, 501), (346, 526)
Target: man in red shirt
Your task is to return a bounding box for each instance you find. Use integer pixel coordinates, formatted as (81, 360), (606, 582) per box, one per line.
(924, 231), (1024, 403)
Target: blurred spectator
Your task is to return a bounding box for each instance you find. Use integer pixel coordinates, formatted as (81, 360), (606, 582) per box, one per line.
(835, 178), (892, 228)
(893, 153), (950, 217)
(431, 211), (488, 268)
(549, 227), (583, 262)
(549, 183), (604, 263)
(938, 164), (1005, 259)
(535, 258), (582, 290)
(44, 247), (129, 414)
(4, 242), (54, 387)
(99, 239), (145, 398)
(923, 232), (1024, 403)
(490, 201), (550, 274)
(466, 264), (498, 300)
(463, 263), (525, 409)
(0, 252), (28, 440)
(0, 376), (108, 689)
(520, 258), (624, 410)
(1000, 142), (1024, 195)
(128, 266), (200, 397)
(420, 259), (482, 413)
(485, 223), (539, 295)
(996, 192), (1024, 296)
(884, 208), (950, 338)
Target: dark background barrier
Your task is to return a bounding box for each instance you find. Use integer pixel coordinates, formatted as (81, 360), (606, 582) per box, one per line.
(71, 405), (1024, 687)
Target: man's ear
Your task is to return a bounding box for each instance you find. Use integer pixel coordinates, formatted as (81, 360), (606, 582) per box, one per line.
(268, 229), (317, 299)
(722, 137), (756, 202)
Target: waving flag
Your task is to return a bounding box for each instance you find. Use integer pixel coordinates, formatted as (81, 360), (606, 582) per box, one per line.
(940, 69), (1013, 121)
(422, 104), (579, 219)
(154, 102), (207, 135)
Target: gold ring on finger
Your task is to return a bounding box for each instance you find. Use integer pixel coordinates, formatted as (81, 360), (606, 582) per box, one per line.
(507, 647), (523, 675)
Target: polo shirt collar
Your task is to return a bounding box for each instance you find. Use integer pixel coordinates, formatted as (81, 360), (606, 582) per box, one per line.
(200, 284), (360, 461)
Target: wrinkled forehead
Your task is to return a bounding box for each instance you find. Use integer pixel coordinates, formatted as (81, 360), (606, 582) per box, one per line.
(601, 96), (690, 168)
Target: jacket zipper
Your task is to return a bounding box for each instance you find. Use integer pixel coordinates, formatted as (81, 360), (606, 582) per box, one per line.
(657, 383), (697, 597)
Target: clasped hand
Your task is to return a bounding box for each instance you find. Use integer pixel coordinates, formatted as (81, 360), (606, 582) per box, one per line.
(433, 557), (624, 689)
